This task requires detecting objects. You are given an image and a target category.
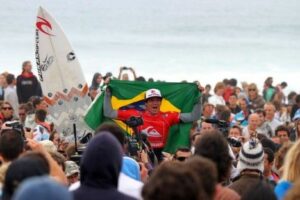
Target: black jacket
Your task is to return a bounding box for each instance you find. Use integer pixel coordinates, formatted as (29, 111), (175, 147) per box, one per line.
(16, 72), (42, 103)
(73, 132), (136, 200)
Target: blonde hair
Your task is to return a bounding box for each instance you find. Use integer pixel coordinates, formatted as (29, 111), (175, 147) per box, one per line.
(282, 140), (300, 182)
(248, 83), (259, 93)
(214, 82), (225, 94)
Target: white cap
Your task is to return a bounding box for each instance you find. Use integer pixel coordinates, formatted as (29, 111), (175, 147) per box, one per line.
(145, 89), (162, 99)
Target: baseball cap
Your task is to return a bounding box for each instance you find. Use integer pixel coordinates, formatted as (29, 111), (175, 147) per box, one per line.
(145, 89), (162, 99)
(65, 161), (79, 177)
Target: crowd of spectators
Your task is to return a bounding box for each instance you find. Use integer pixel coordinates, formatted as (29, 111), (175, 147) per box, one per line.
(0, 62), (300, 200)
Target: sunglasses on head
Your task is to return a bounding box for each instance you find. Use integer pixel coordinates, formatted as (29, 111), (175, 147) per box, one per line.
(2, 107), (12, 110)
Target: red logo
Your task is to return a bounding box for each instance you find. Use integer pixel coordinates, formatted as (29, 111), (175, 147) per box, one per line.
(36, 17), (55, 36)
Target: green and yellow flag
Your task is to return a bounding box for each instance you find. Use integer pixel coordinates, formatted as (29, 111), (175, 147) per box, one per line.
(84, 80), (200, 153)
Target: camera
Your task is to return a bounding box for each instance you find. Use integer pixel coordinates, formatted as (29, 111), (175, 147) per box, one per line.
(125, 116), (143, 128)
(227, 137), (242, 148)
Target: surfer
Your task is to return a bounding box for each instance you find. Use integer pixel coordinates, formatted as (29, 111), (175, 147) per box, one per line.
(103, 88), (201, 161)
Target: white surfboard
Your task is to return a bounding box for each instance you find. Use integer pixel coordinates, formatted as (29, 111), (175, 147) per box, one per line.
(35, 6), (92, 141)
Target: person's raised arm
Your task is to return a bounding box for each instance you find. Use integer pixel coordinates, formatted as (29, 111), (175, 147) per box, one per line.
(118, 67), (124, 80)
(103, 88), (118, 119)
(129, 67), (137, 80)
(179, 97), (202, 123)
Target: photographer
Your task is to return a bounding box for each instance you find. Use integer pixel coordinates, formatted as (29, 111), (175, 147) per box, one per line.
(104, 88), (201, 161)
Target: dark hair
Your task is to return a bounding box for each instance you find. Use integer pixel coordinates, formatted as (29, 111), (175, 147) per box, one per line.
(35, 109), (47, 122)
(32, 97), (43, 109)
(142, 161), (205, 200)
(6, 74), (15, 85)
(275, 125), (290, 137)
(255, 108), (266, 117)
(3, 152), (49, 200)
(230, 125), (242, 135)
(229, 93), (238, 98)
(0, 129), (24, 162)
(186, 156), (217, 199)
(264, 148), (274, 163)
(281, 82), (287, 88)
(194, 131), (232, 182)
(95, 122), (125, 146)
(260, 138), (277, 153)
(241, 180), (276, 200)
(287, 92), (297, 101)
(91, 72), (101, 88)
(229, 78), (237, 87)
(22, 61), (31, 71)
(174, 147), (191, 158)
(296, 95), (300, 104)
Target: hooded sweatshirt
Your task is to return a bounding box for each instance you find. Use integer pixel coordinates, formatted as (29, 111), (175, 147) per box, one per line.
(16, 72), (42, 103)
(73, 132), (136, 200)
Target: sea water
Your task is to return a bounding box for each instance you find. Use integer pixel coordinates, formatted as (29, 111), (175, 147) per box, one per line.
(0, 0), (299, 92)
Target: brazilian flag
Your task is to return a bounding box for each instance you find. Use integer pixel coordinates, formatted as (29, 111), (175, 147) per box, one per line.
(84, 80), (201, 153)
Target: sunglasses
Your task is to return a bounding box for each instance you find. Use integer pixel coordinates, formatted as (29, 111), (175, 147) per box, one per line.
(19, 113), (26, 116)
(2, 107), (12, 110)
(248, 89), (256, 92)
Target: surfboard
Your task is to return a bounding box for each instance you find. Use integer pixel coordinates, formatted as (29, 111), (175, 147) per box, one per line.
(35, 6), (92, 141)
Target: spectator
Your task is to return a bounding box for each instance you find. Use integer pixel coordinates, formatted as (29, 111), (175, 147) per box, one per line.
(4, 74), (19, 115)
(247, 83), (265, 111)
(118, 66), (137, 81)
(255, 109), (273, 138)
(24, 97), (53, 130)
(263, 148), (279, 185)
(202, 84), (212, 104)
(16, 61), (42, 104)
(228, 94), (241, 114)
(90, 72), (102, 90)
(290, 119), (300, 141)
(287, 91), (297, 105)
(0, 129), (24, 185)
(18, 104), (28, 126)
(186, 156), (217, 200)
(73, 132), (135, 200)
(208, 82), (226, 106)
(274, 143), (293, 177)
(275, 125), (291, 145)
(0, 73), (6, 101)
(65, 160), (80, 186)
(142, 161), (206, 200)
(290, 94), (300, 120)
(263, 77), (275, 102)
(241, 181), (277, 200)
(264, 102), (282, 136)
(194, 131), (240, 200)
(0, 102), (15, 122)
(13, 177), (72, 200)
(233, 98), (251, 127)
(202, 103), (214, 119)
(229, 139), (268, 197)
(242, 113), (260, 139)
(284, 179), (300, 200)
(200, 121), (214, 132)
(88, 86), (99, 101)
(32, 109), (51, 141)
(2, 152), (50, 200)
(275, 140), (300, 200)
(223, 78), (237, 103)
(173, 147), (191, 162)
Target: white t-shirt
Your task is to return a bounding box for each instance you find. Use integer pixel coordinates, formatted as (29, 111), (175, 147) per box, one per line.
(208, 95), (226, 107)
